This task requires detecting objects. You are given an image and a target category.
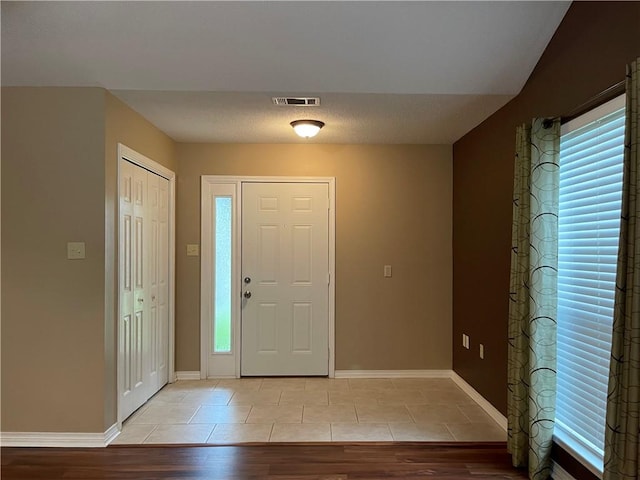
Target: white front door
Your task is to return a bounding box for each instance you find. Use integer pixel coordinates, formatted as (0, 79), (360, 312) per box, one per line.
(120, 159), (170, 420)
(241, 182), (330, 376)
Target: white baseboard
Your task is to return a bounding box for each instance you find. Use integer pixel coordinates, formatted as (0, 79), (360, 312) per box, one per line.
(551, 461), (578, 480)
(175, 371), (201, 380)
(450, 372), (507, 432)
(104, 423), (120, 445)
(334, 369), (452, 379)
(1, 423), (121, 447)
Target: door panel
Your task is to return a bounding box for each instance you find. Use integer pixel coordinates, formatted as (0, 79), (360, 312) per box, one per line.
(148, 175), (159, 388)
(120, 160), (147, 419)
(157, 177), (170, 387)
(120, 160), (170, 420)
(241, 183), (329, 376)
(292, 303), (312, 352)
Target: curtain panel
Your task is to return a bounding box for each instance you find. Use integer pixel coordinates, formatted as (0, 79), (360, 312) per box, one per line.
(508, 118), (560, 480)
(604, 57), (640, 480)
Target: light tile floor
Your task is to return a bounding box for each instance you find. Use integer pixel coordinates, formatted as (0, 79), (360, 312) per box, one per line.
(113, 377), (506, 444)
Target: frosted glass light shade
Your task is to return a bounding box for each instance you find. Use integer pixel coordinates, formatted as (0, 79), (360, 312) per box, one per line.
(290, 120), (325, 138)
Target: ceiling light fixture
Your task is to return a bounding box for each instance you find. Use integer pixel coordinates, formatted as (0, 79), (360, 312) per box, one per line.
(290, 120), (325, 138)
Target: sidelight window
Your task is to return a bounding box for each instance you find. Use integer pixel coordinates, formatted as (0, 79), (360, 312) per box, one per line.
(213, 196), (232, 353)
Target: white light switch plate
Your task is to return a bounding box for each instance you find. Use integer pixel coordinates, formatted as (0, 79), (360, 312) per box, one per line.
(186, 244), (200, 256)
(384, 265), (392, 277)
(67, 242), (86, 260)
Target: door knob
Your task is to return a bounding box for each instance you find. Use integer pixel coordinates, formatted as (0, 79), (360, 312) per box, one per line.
(137, 298), (144, 303)
(244, 277), (251, 284)
(243, 291), (252, 299)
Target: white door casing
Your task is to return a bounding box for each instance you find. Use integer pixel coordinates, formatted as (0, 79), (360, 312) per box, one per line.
(241, 183), (330, 376)
(200, 177), (336, 379)
(203, 183), (238, 378)
(118, 145), (175, 423)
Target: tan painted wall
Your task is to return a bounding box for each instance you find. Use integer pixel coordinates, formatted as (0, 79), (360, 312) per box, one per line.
(0, 88), (176, 433)
(103, 92), (176, 429)
(1, 87), (107, 432)
(105, 93), (177, 173)
(175, 143), (453, 372)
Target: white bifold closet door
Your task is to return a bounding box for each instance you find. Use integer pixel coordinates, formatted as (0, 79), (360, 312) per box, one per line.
(119, 159), (170, 420)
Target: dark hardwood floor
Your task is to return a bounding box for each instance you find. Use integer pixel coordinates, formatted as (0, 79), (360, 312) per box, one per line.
(1, 442), (528, 479)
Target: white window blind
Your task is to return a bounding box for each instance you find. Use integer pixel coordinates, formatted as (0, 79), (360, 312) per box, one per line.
(555, 94), (626, 475)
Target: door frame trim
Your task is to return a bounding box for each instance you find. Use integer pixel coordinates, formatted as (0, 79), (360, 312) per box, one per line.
(116, 144), (176, 425)
(200, 176), (336, 379)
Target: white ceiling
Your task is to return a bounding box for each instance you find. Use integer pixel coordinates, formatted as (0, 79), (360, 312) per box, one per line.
(1, 1), (571, 144)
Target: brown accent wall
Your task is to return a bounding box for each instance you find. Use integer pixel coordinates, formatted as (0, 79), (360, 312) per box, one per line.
(175, 144), (453, 372)
(452, 0), (640, 423)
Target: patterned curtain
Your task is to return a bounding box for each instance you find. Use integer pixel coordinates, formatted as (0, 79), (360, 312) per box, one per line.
(508, 118), (560, 480)
(604, 58), (640, 480)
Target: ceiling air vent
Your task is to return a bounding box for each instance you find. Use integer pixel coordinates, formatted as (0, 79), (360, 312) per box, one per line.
(272, 97), (320, 106)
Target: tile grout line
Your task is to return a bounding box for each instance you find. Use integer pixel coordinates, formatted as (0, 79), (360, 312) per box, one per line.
(403, 404), (414, 424)
(388, 422), (398, 441)
(455, 404), (472, 423)
(384, 423), (393, 441)
(141, 424), (159, 444)
(206, 424), (215, 443)
(186, 404), (202, 424)
(406, 404), (418, 424)
(205, 423), (217, 443)
(443, 423), (458, 441)
(245, 405), (254, 424)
